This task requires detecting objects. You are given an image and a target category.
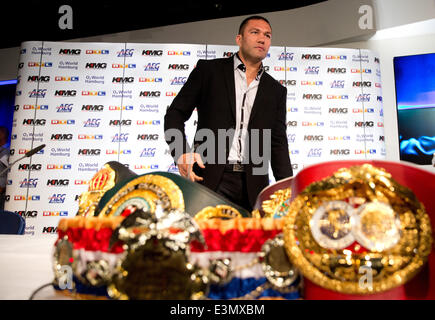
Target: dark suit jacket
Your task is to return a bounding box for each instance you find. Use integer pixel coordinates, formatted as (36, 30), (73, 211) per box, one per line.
(164, 56), (293, 207)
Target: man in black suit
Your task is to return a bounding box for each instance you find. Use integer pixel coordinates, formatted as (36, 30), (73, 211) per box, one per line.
(164, 16), (293, 212)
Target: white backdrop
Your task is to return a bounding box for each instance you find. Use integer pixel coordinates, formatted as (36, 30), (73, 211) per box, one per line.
(5, 41), (385, 236)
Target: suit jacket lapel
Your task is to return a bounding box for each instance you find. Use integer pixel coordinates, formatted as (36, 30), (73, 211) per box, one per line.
(248, 75), (268, 128)
(223, 57), (236, 122)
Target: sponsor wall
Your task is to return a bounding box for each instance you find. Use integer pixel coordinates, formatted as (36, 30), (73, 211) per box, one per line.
(6, 41), (385, 236)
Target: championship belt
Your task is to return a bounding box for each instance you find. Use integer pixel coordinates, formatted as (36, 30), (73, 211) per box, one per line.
(53, 215), (301, 300)
(107, 205), (208, 300)
(52, 162), (256, 299)
(75, 161), (137, 217)
(92, 163), (251, 218)
(253, 176), (293, 218)
(53, 205), (208, 300)
(278, 160), (435, 299)
(191, 218), (301, 300)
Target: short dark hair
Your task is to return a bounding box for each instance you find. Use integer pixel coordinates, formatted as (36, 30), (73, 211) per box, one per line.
(238, 15), (272, 35)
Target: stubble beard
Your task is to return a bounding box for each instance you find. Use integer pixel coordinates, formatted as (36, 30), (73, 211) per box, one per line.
(240, 46), (266, 65)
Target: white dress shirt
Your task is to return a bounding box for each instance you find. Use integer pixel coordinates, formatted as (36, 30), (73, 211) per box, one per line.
(227, 53), (264, 163)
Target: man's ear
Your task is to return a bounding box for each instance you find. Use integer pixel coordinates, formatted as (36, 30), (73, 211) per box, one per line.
(235, 34), (242, 46)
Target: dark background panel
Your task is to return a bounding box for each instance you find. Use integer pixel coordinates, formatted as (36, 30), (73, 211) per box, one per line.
(1, 0), (326, 49)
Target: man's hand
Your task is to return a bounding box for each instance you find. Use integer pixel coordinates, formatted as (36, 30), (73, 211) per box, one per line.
(176, 153), (205, 182)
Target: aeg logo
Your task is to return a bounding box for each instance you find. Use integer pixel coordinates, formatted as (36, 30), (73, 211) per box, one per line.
(117, 49), (134, 57)
(29, 89), (47, 98)
(171, 77), (187, 85)
(356, 94), (371, 102)
(140, 148), (157, 157)
(308, 148), (322, 157)
(112, 133), (129, 142)
(305, 66), (319, 74)
(20, 178), (38, 188)
(57, 104), (73, 112)
(330, 80), (345, 88)
(83, 118), (101, 127)
(48, 194), (66, 204)
(278, 52), (294, 61)
(144, 63), (160, 71)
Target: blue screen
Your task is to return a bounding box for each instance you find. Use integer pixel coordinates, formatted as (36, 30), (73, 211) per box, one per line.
(0, 80), (16, 147)
(394, 53), (435, 165)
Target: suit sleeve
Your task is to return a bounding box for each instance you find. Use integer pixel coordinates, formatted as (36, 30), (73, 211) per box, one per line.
(270, 85), (293, 180)
(164, 59), (205, 162)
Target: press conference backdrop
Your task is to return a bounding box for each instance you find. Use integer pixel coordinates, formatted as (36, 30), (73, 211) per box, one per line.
(5, 41), (385, 236)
